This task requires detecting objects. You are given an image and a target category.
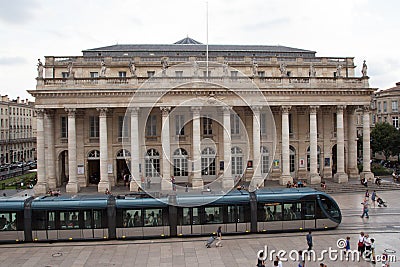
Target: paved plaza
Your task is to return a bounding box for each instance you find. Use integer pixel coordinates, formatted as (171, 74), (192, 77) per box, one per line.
(0, 190), (399, 266)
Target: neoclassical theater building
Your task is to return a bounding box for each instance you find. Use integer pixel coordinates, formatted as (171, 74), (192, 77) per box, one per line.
(30, 37), (375, 194)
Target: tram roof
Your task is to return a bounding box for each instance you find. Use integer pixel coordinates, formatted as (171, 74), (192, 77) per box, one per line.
(255, 187), (321, 202)
(31, 195), (110, 210)
(0, 195), (32, 210)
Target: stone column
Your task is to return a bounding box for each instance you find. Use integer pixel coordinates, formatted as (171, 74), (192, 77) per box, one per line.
(160, 107), (172, 190)
(334, 105), (348, 183)
(34, 109), (48, 194)
(130, 107), (140, 191)
(280, 106), (292, 185)
(191, 106), (204, 188)
(250, 106), (263, 190)
(222, 107), (234, 189)
(65, 108), (80, 193)
(97, 108), (110, 192)
(45, 109), (57, 189)
(347, 106), (359, 179)
(309, 106), (321, 184)
(361, 105), (374, 181)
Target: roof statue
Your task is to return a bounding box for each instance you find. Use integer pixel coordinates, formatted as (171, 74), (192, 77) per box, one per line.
(279, 63), (287, 77)
(37, 59), (44, 78)
(100, 60), (107, 77)
(129, 60), (136, 77)
(362, 60), (368, 77)
(252, 58), (258, 77)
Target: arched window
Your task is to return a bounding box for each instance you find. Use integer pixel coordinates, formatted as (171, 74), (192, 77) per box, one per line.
(145, 149), (160, 177)
(231, 146), (243, 176)
(261, 146), (270, 175)
(289, 146), (296, 173)
(307, 146), (321, 172)
(116, 149), (131, 159)
(173, 148), (188, 177)
(88, 150), (100, 159)
(201, 147), (216, 175)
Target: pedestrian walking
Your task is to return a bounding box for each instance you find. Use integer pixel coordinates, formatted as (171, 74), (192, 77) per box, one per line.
(344, 236), (351, 258)
(371, 190), (376, 208)
(358, 232), (365, 256)
(364, 234), (372, 260)
(365, 189), (370, 200)
(257, 251), (266, 267)
(370, 238), (376, 264)
(298, 250), (305, 267)
(273, 256), (282, 267)
(215, 226), (223, 247)
(306, 231), (313, 251)
(360, 198), (369, 218)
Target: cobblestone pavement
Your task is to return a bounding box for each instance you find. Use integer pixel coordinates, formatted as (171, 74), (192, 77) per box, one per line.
(0, 191), (399, 267)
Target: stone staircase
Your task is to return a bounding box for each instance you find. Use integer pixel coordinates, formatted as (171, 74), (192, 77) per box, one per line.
(308, 177), (400, 194)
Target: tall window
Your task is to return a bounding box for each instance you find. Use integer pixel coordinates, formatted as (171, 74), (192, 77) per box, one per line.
(392, 101), (398, 112)
(231, 114), (240, 135)
(119, 71), (127, 77)
(90, 72), (99, 78)
(289, 113), (293, 134)
(175, 115), (185, 135)
(203, 116), (212, 135)
(333, 113), (337, 133)
(173, 148), (188, 176)
(147, 71), (155, 78)
(175, 71), (183, 77)
(393, 116), (399, 129)
(383, 101), (387, 113)
(289, 146), (296, 173)
(61, 116), (68, 138)
(231, 146), (243, 176)
(201, 147), (216, 175)
(145, 149), (160, 177)
(260, 113), (267, 135)
(89, 116), (99, 138)
(257, 71), (265, 77)
(307, 146), (321, 172)
(261, 146), (270, 175)
(378, 102), (381, 113)
(146, 115), (157, 136)
(118, 116), (129, 138)
(230, 71), (238, 78)
(62, 72), (69, 78)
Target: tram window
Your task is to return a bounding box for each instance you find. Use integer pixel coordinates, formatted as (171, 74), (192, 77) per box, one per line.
(60, 212), (78, 229)
(83, 211), (92, 228)
(204, 206), (223, 224)
(258, 203), (282, 221)
(319, 197), (340, 220)
(182, 208), (191, 225)
(0, 212), (16, 231)
(227, 206), (235, 223)
(192, 208), (200, 225)
(48, 211), (56, 230)
(227, 205), (249, 223)
(32, 211), (47, 230)
(144, 209), (163, 226)
(93, 210), (103, 229)
(283, 203), (301, 220)
(123, 209), (142, 227)
(302, 202), (315, 220)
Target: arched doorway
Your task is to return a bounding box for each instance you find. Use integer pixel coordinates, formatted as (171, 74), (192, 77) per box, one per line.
(307, 146), (321, 173)
(145, 149), (160, 178)
(58, 150), (68, 185)
(116, 149), (131, 184)
(88, 150), (100, 184)
(231, 146), (244, 178)
(173, 148), (188, 181)
(201, 147), (216, 181)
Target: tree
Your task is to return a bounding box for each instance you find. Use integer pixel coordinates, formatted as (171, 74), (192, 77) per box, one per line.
(370, 122), (400, 160)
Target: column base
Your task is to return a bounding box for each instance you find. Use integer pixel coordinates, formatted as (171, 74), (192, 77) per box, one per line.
(348, 168), (360, 179)
(47, 179), (57, 191)
(34, 182), (48, 195)
(249, 175), (264, 191)
(192, 178), (204, 189)
(279, 175), (293, 186)
(360, 171), (374, 182)
(308, 173), (321, 184)
(129, 181), (140, 192)
(222, 178), (234, 189)
(66, 182), (80, 193)
(161, 178), (172, 191)
(333, 172), (348, 183)
(322, 168), (332, 180)
(97, 181), (110, 193)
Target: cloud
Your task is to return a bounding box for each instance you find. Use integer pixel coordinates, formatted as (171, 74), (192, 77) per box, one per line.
(0, 56), (27, 65)
(0, 0), (40, 24)
(243, 17), (291, 31)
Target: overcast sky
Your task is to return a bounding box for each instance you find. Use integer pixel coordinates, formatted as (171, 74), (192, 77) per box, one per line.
(0, 0), (399, 100)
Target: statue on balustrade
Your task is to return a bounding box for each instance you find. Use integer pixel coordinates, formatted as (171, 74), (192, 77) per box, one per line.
(67, 60), (74, 78)
(252, 58), (258, 77)
(361, 60), (368, 77)
(309, 64), (316, 77)
(129, 60), (136, 77)
(100, 60), (107, 77)
(336, 64), (343, 77)
(279, 63), (287, 77)
(193, 61), (199, 77)
(161, 57), (169, 76)
(37, 59), (44, 78)
(222, 59), (228, 77)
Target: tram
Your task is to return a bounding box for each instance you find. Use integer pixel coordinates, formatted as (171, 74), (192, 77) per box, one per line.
(0, 187), (341, 243)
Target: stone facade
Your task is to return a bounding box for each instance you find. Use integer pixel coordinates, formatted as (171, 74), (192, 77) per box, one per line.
(29, 38), (375, 194)
(0, 96), (36, 164)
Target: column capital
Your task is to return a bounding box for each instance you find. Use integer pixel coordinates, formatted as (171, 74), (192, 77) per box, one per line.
(45, 109), (56, 119)
(336, 105), (346, 113)
(281, 105), (291, 114)
(347, 105), (358, 114)
(65, 108), (76, 117)
(362, 105), (370, 113)
(221, 106), (232, 114)
(129, 107), (140, 116)
(36, 108), (45, 119)
(160, 106), (171, 116)
(96, 107), (109, 117)
(190, 106), (202, 115)
(309, 105), (319, 114)
(251, 105), (263, 112)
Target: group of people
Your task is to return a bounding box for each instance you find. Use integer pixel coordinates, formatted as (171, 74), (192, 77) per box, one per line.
(358, 232), (377, 264)
(47, 189), (61, 196)
(361, 190), (387, 218)
(286, 180), (307, 188)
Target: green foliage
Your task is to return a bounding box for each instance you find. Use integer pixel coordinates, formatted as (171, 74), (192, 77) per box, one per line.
(371, 163), (392, 176)
(371, 122), (400, 160)
(1, 172), (37, 189)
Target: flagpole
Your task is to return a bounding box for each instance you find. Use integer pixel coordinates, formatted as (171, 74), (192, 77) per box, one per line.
(206, 1), (209, 80)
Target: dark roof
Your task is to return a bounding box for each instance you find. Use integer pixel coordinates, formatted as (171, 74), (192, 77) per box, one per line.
(174, 36), (203, 44)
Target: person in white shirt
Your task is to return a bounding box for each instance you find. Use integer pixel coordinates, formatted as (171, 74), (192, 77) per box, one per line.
(364, 234), (372, 260)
